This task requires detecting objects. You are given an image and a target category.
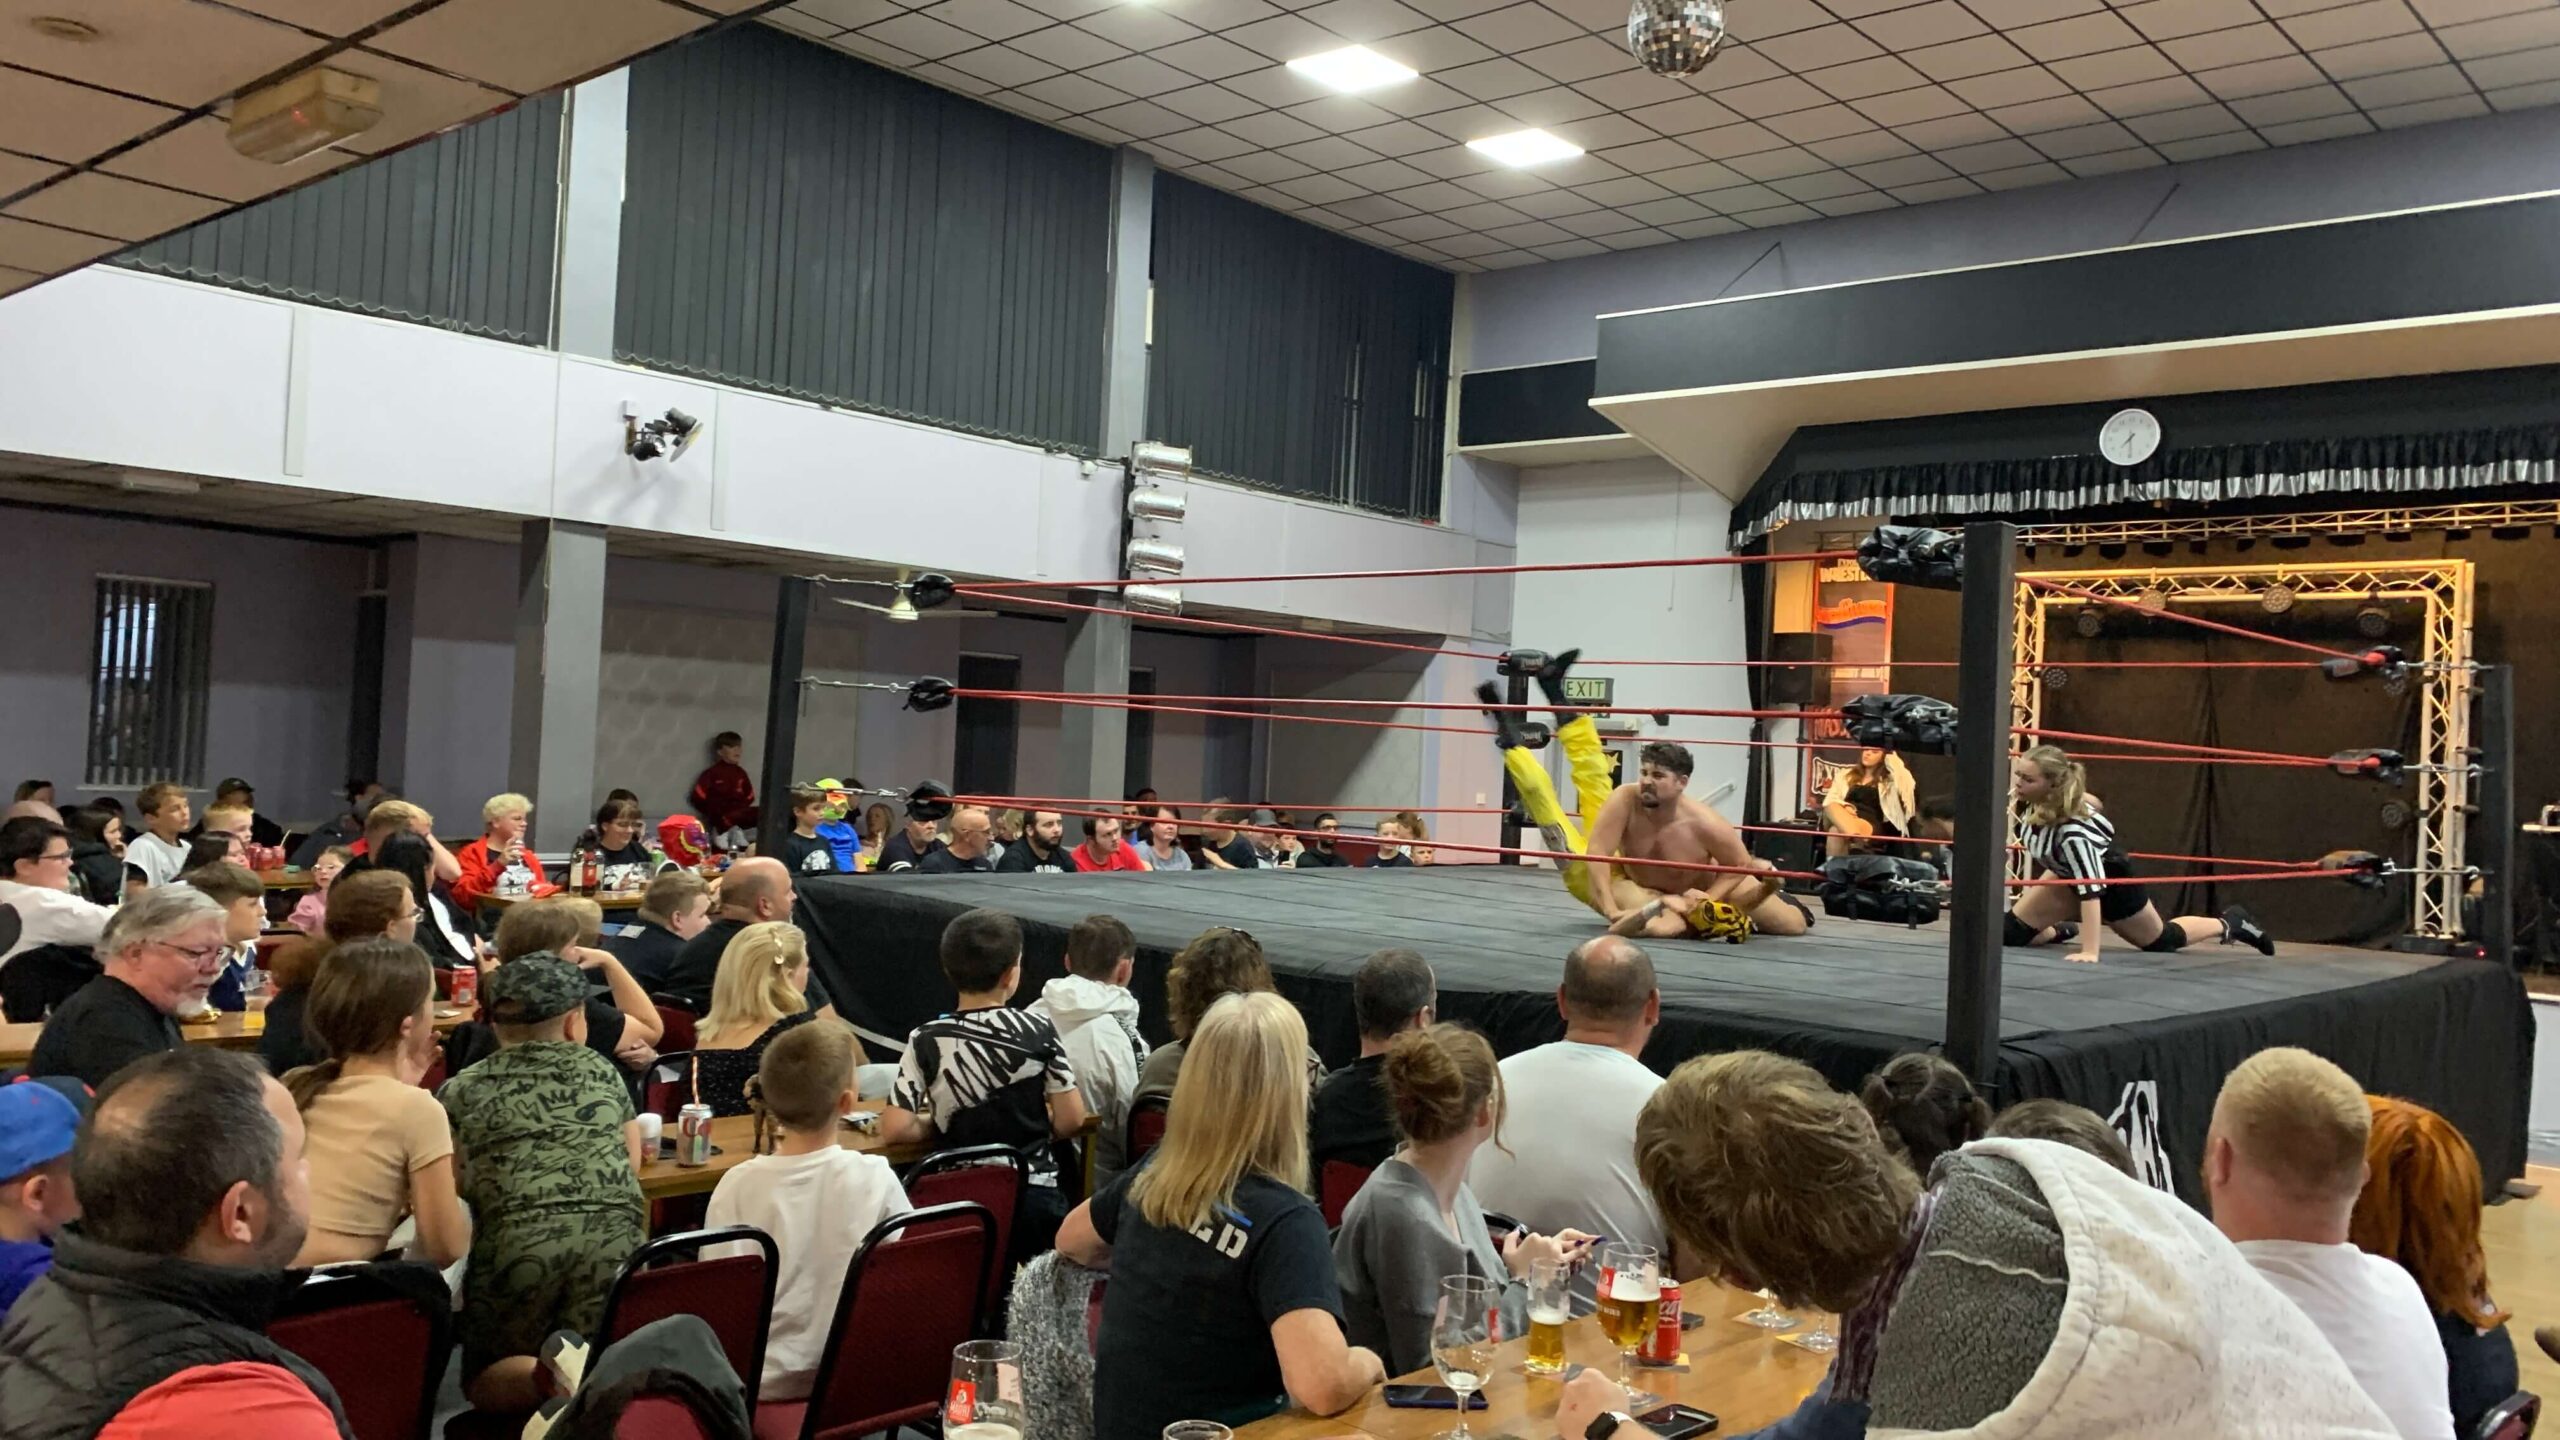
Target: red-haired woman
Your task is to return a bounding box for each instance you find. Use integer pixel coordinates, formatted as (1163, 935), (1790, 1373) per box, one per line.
(2350, 1096), (2519, 1436)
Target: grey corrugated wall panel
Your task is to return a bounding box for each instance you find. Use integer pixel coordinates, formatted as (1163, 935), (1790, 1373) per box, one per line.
(615, 25), (1111, 453)
(1147, 174), (1452, 519)
(116, 96), (564, 345)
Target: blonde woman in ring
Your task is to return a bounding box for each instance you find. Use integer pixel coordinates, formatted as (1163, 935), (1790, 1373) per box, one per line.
(2004, 744), (2274, 964)
(686, 920), (819, 1116)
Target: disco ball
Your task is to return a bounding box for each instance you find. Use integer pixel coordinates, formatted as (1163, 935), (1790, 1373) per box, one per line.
(1627, 0), (1728, 76)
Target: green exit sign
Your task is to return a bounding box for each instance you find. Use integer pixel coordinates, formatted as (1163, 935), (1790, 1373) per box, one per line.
(1561, 675), (1614, 707)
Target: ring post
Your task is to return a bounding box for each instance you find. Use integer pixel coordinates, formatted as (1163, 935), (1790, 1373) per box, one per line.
(1946, 520), (2019, 1086)
(2476, 662), (2517, 968)
(1501, 670), (1529, 863)
(757, 576), (811, 859)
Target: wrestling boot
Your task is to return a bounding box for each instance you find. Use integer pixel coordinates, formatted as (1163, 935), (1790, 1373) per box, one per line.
(2220, 904), (2277, 957)
(1534, 647), (1583, 716)
(1476, 681), (1550, 751)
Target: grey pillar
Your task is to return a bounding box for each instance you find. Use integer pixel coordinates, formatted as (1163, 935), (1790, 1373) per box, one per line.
(1100, 146), (1154, 457)
(554, 69), (628, 360)
(1206, 636), (1259, 800)
(508, 519), (607, 853)
(1944, 521), (2019, 1088)
(755, 578), (811, 858)
(1060, 598), (1131, 805)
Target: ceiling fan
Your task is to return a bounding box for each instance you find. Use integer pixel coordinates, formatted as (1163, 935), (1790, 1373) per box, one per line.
(823, 568), (994, 624)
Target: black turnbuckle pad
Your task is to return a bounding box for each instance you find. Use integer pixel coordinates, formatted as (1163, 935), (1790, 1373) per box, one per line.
(904, 676), (956, 712)
(905, 781), (954, 822)
(2328, 748), (2405, 784)
(1498, 649), (1549, 679)
(907, 573), (958, 610)
(1857, 525), (1964, 590)
(2317, 850), (2390, 888)
(2320, 644), (2406, 682)
(1840, 693), (1958, 755)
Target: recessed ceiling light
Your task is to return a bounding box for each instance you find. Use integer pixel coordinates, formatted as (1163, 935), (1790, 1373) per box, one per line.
(1286, 45), (1418, 94)
(1467, 128), (1583, 168)
(30, 16), (100, 41)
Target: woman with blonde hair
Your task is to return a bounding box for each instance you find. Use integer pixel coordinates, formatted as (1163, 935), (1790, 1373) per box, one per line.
(286, 938), (472, 1268)
(1333, 1023), (1592, 1372)
(688, 921), (820, 1116)
(2003, 743), (2272, 964)
(2350, 1095), (2518, 1435)
(1061, 991), (1385, 1438)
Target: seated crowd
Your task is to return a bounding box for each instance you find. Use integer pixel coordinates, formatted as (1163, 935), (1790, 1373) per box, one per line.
(0, 760), (2538, 1440)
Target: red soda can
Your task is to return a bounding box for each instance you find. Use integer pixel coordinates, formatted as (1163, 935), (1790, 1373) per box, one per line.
(1642, 1280), (1682, 1364)
(449, 965), (476, 1008)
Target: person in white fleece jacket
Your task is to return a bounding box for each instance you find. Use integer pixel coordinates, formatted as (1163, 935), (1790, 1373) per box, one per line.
(1029, 914), (1149, 1187)
(1557, 1050), (2399, 1440)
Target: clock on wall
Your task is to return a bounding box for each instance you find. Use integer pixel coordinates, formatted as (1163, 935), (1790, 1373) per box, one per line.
(2099, 407), (2161, 467)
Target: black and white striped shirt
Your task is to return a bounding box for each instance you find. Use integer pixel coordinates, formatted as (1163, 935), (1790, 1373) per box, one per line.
(2019, 807), (2122, 900)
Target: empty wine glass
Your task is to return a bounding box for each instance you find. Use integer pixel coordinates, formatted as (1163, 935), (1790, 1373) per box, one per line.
(1433, 1274), (1502, 1439)
(1739, 1286), (1797, 1330)
(1794, 1312), (1838, 1354)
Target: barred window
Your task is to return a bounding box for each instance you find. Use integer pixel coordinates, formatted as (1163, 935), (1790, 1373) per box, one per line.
(87, 576), (213, 788)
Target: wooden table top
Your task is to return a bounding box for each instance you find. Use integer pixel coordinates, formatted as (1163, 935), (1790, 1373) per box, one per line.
(253, 869), (320, 892)
(638, 1103), (929, 1199)
(1236, 1279), (1832, 1440)
(0, 1001), (471, 1067)
(480, 890), (648, 912)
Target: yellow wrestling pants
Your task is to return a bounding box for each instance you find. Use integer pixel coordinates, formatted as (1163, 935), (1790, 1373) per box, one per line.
(1502, 716), (1615, 910)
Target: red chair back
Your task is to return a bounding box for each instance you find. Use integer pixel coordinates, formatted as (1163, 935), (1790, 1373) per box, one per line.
(269, 1268), (450, 1440)
(1319, 1159), (1372, 1227)
(903, 1147), (1024, 1323)
(642, 1053), (699, 1120)
(617, 1395), (722, 1439)
(792, 1203), (997, 1440)
(597, 1226), (779, 1410)
(651, 996), (699, 1054)
(1125, 1095), (1170, 1169)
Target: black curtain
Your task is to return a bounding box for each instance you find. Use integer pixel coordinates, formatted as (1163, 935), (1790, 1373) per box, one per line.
(1148, 175), (1452, 518)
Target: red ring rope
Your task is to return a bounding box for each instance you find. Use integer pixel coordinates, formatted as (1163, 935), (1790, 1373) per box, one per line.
(2021, 576), (2365, 663)
(2015, 726), (2337, 767)
(1728, 821), (2331, 871)
(959, 550), (1858, 594)
(2008, 868), (2338, 887)
(957, 687), (1829, 723)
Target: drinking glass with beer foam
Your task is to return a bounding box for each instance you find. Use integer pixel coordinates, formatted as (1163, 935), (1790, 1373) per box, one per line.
(1594, 1241), (1661, 1394)
(946, 1340), (1026, 1440)
(1433, 1274), (1502, 1440)
(1525, 1257), (1573, 1375)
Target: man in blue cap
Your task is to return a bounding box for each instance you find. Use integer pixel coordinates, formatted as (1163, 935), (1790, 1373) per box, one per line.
(0, 1078), (86, 1313)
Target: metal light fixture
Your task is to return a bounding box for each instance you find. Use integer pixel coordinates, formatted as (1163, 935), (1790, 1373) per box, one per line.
(2259, 583), (2295, 614)
(2072, 605), (2106, 638)
(1626, 0), (1727, 75)
(1125, 441), (1190, 613)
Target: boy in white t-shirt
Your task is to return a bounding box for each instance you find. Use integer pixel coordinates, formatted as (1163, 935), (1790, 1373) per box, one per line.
(706, 1017), (910, 1402)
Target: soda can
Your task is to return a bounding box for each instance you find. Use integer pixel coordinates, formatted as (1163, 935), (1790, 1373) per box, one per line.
(1641, 1279), (1682, 1365)
(448, 964), (476, 1009)
(677, 1104), (715, 1167)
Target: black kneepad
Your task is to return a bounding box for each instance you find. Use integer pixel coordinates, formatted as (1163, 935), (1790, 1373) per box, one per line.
(2003, 913), (2042, 947)
(2141, 920), (2191, 953)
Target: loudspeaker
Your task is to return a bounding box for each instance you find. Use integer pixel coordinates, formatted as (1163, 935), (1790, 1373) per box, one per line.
(1763, 632), (1834, 706)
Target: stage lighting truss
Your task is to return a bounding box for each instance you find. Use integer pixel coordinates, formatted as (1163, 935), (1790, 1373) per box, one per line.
(1124, 442), (1189, 615)
(2010, 559), (2476, 939)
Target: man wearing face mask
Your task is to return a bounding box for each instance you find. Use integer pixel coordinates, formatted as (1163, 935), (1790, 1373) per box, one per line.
(1288, 813), (1351, 869)
(0, 1047), (351, 1440)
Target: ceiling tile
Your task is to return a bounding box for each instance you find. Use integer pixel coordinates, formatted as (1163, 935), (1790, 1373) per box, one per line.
(1573, 173), (1676, 202)
(1453, 1), (1584, 48)
(1887, 174), (1982, 201)
(1850, 82), (1974, 122)
(1519, 34), (1637, 80)
(1849, 152), (1958, 184)
(1296, 0), (1439, 38)
(2025, 116), (2140, 153)
(1473, 248), (1546, 266)
(1547, 112), (1660, 147)
(373, 0), (707, 94)
(1155, 0), (1287, 26)
(1366, 27), (1499, 69)
(1364, 76), (1479, 113)
(2259, 0), (2373, 15)
(1278, 132), (1389, 165)
(0, 215), (120, 270)
(1963, 0), (2103, 26)
(1010, 23), (1129, 65)
(2258, 109), (2373, 139)
(1570, 68), (1703, 107)
(1270, 171), (1366, 201)
(0, 0), (319, 107)
(2439, 6), (2560, 55)
(2060, 146), (2163, 175)
(1533, 235), (1613, 256)
(2282, 0), (2423, 47)
(2088, 73), (2213, 112)
(2160, 22), (2302, 69)
(1016, 70), (1137, 109)
(2009, 10), (2144, 57)
(1763, 102), (1877, 138)
(1596, 222), (1681, 244)
(2195, 52), (2328, 95)
(1504, 186), (1605, 215)
(854, 10), (986, 56)
(1940, 135), (2047, 169)
(1768, 169), (1869, 199)
(1, 170), (223, 241)
(1680, 118), (1792, 153)
(1223, 106), (1328, 143)
(764, 3), (849, 33)
(798, 0), (900, 28)
(1804, 127), (1916, 161)
(1945, 65), (2071, 105)
(1592, 135), (1710, 169)
(1091, 98), (1195, 133)
(1716, 74), (1835, 114)
(1625, 95), (1744, 132)
(1987, 93), (2109, 128)
(1287, 92), (1400, 128)
(2155, 129), (2267, 158)
(1724, 142), (1833, 176)
(2117, 0), (2262, 38)
(2122, 98), (2247, 136)
(1905, 34), (2036, 79)
(2312, 31), (2448, 76)
(1754, 23), (1887, 70)
(1078, 2), (1206, 45)
(2339, 59), (2470, 101)
(1088, 53), (1199, 94)
(940, 43), (1064, 84)
(2463, 41), (2560, 83)
(924, 0), (1053, 38)
(2485, 75), (2560, 105)
(1492, 85), (1613, 124)
(2408, 0), (2541, 26)
(216, 0), (422, 30)
(1486, 217), (1577, 242)
(1443, 54), (1566, 96)
(1533, 151), (1634, 182)
(1337, 155), (1439, 187)
(1217, 147), (1318, 180)
(1618, 194), (1713, 222)
(0, 149), (63, 197)
(1807, 54), (1932, 96)
(1441, 198), (1534, 225)
(2226, 80), (2357, 121)
(828, 32), (924, 66)
(1345, 118), (1454, 152)
(97, 116), (352, 202)
(1402, 0), (1518, 20)
(1158, 123), (1262, 159)
(1661, 214), (1745, 236)
(0, 69), (176, 165)
(1856, 2), (1991, 50)
(1224, 11), (1337, 55)
(1553, 205), (1651, 234)
(1809, 189), (1899, 215)
(1688, 45), (1788, 89)
(1389, 177), (1490, 205)
(2368, 90), (2491, 122)
(1649, 157), (1749, 186)
(1376, 211), (1467, 238)
(1894, 110), (2009, 143)
(2048, 44), (2180, 88)
(1694, 180), (1789, 208)
(1972, 158), (2073, 187)
(1157, 81), (1266, 121)
(1221, 62), (1336, 105)
(329, 50), (512, 155)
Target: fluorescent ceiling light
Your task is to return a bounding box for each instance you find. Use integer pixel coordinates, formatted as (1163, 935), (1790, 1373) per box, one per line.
(1467, 128), (1583, 168)
(1287, 45), (1418, 93)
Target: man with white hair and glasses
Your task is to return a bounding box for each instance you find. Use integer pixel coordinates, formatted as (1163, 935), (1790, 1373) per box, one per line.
(27, 887), (231, 1091)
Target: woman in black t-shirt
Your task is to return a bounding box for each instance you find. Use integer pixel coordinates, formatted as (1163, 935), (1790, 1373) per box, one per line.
(1061, 991), (1384, 1437)
(577, 797), (658, 893)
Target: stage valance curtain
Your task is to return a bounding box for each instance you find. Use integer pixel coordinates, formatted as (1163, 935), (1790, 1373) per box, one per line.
(1733, 424), (2560, 544)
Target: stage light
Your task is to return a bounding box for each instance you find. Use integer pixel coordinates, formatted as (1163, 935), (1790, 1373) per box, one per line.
(1287, 45), (1417, 93)
(2355, 604), (2390, 639)
(1127, 489), (1187, 522)
(2259, 583), (2295, 614)
(2098, 543), (2126, 560)
(1125, 583), (1182, 614)
(2271, 535), (2312, 550)
(2141, 542), (2173, 557)
(1126, 537), (1185, 574)
(2073, 605), (2106, 638)
(2491, 525), (2531, 540)
(1467, 129), (1583, 167)
(2134, 587), (2167, 612)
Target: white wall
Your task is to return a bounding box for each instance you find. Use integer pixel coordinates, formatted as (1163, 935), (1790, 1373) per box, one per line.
(0, 506), (366, 823)
(1511, 460), (1755, 811)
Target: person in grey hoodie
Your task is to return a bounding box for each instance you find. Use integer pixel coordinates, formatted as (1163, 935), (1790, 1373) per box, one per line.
(1029, 914), (1149, 1186)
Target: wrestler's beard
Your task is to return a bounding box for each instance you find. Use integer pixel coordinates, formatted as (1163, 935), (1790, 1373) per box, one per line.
(1639, 788), (1661, 808)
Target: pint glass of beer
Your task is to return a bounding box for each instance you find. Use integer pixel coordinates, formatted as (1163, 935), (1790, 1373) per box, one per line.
(1524, 1258), (1572, 1375)
(1593, 1241), (1660, 1389)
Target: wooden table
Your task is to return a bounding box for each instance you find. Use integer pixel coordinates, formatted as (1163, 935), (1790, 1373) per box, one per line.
(0, 1002), (472, 1067)
(480, 890), (648, 913)
(638, 1103), (929, 1199)
(253, 869), (320, 892)
(1236, 1279), (1832, 1440)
